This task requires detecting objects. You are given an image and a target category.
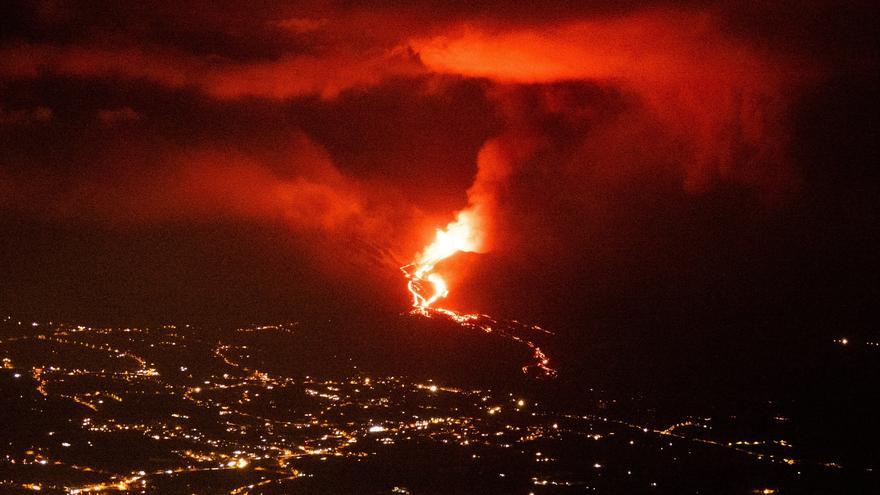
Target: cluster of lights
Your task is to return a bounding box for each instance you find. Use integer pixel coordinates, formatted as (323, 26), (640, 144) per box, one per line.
(0, 319), (834, 493)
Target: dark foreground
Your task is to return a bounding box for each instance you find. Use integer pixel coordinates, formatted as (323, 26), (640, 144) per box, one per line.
(1, 315), (876, 494)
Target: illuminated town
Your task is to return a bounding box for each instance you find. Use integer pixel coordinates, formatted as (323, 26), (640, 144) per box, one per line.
(1, 0), (877, 492)
(1, 315), (872, 494)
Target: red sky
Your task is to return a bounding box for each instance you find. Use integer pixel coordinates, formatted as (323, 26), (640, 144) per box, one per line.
(0, 1), (876, 325)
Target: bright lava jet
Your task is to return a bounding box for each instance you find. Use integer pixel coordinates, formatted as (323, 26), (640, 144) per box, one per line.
(400, 210), (556, 378)
(401, 210), (481, 311)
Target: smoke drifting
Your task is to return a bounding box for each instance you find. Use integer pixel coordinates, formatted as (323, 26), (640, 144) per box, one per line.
(0, 1), (875, 323)
(0, 42), (424, 100)
(417, 10), (816, 210)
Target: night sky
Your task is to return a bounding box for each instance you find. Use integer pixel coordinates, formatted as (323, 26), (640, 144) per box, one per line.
(1, 0), (877, 347)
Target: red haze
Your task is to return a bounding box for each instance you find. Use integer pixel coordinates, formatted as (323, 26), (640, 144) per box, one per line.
(0, 42), (423, 100)
(0, 2), (847, 319)
(412, 10), (817, 201)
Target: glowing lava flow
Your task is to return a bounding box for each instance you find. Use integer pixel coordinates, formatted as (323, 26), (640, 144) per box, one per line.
(401, 210), (480, 311)
(401, 211), (556, 378)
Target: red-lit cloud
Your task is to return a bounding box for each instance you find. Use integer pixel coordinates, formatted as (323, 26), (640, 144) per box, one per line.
(0, 124), (406, 273)
(411, 11), (817, 202)
(1, 1), (855, 318)
(0, 7), (820, 228)
(56, 138), (363, 229)
(0, 42), (423, 99)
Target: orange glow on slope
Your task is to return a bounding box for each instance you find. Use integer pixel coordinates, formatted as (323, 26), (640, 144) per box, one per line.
(401, 210), (481, 309)
(400, 210), (556, 378)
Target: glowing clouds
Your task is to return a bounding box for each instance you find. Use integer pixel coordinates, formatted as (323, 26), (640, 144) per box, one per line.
(411, 12), (792, 87)
(411, 11), (815, 199)
(396, 8), (820, 314)
(0, 42), (423, 101)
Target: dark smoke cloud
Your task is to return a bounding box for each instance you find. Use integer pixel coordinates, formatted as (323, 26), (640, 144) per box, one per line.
(0, 42), (424, 99)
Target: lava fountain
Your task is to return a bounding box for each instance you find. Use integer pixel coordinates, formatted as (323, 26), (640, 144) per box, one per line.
(400, 210), (556, 378)
(401, 210), (481, 311)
